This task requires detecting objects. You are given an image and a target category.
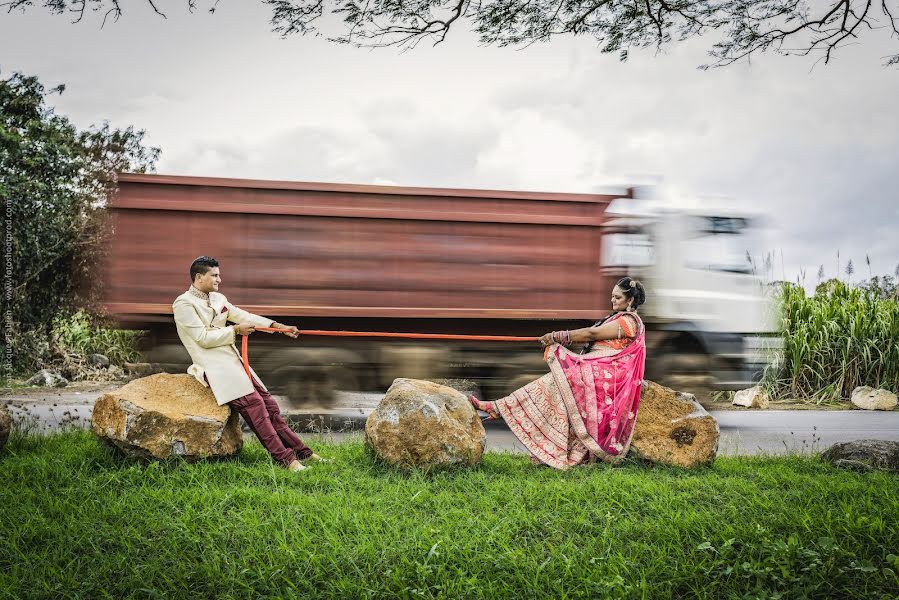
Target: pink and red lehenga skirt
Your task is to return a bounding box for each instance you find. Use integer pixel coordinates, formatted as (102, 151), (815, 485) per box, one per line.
(493, 323), (647, 469)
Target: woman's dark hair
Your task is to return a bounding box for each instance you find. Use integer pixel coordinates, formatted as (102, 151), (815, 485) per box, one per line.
(189, 256), (219, 283)
(615, 276), (646, 310)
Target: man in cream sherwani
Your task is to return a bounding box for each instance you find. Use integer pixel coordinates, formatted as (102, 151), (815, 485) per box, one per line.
(173, 256), (323, 472)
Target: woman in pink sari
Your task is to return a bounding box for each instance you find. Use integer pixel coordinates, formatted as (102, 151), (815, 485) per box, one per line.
(470, 277), (647, 469)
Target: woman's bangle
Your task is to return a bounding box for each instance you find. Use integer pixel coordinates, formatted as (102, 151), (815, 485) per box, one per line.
(551, 330), (571, 345)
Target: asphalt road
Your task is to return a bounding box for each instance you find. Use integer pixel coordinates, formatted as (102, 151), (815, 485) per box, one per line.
(711, 410), (899, 455)
(5, 387), (898, 456)
(290, 408), (899, 456)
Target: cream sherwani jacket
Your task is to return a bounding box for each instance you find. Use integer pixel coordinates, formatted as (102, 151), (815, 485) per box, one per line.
(173, 288), (276, 405)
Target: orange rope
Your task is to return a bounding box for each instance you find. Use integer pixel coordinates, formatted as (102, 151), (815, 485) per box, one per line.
(240, 327), (540, 380)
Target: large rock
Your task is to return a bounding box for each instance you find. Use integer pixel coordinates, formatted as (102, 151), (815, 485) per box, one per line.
(630, 381), (719, 468)
(0, 405), (11, 452)
(91, 373), (243, 461)
(821, 439), (899, 472)
(25, 369), (68, 387)
(732, 386), (770, 409)
(365, 378), (486, 470)
(850, 386), (898, 411)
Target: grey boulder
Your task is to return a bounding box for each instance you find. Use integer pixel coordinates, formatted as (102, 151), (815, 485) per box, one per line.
(821, 439), (899, 472)
(25, 369), (68, 387)
(365, 378), (486, 470)
(88, 354), (111, 369)
(91, 373), (242, 462)
(850, 386), (897, 411)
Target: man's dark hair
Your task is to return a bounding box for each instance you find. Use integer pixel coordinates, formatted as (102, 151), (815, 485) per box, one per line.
(190, 256), (219, 284)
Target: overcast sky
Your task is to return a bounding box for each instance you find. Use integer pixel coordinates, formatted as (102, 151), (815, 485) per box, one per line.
(2, 1), (898, 286)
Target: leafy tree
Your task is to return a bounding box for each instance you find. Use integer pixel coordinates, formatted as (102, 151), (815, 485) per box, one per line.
(859, 275), (898, 300)
(4, 0), (898, 66)
(0, 72), (159, 378)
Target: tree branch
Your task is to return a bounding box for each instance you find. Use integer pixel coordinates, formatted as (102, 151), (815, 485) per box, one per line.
(6, 0), (898, 66)
(145, 0), (167, 18)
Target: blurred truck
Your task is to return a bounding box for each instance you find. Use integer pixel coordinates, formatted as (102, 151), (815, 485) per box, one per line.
(103, 173), (776, 405)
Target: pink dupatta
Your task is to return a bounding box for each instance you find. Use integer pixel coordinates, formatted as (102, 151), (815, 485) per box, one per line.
(493, 314), (646, 469)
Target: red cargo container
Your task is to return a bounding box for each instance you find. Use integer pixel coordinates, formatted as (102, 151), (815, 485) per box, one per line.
(104, 173), (632, 403)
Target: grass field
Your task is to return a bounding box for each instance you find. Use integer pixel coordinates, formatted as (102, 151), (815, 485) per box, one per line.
(1, 433), (897, 599)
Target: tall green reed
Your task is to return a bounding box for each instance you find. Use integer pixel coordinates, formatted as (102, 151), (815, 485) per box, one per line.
(765, 280), (899, 403)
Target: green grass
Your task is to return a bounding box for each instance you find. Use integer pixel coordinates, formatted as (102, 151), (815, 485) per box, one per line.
(1, 433), (897, 599)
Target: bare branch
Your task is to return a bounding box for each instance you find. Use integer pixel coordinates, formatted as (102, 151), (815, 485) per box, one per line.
(69, 0), (87, 24)
(145, 0), (167, 18)
(645, 0), (663, 41)
(100, 5), (120, 27)
(882, 0), (899, 35)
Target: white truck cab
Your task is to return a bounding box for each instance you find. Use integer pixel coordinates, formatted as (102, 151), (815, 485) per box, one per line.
(602, 199), (779, 396)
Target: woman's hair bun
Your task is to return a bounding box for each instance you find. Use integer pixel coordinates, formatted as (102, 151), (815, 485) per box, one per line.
(616, 276), (646, 310)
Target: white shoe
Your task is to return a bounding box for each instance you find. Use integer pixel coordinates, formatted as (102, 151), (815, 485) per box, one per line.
(287, 459), (307, 472)
(303, 453), (332, 464)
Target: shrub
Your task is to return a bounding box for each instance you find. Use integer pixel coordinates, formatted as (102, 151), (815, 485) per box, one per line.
(51, 310), (143, 366)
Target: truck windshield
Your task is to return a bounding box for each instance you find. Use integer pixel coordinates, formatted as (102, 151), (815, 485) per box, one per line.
(684, 216), (754, 274)
(602, 233), (654, 267)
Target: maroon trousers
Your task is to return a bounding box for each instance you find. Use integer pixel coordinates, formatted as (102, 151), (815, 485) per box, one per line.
(211, 374), (312, 466)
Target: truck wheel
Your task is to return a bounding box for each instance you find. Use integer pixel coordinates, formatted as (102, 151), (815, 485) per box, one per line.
(658, 354), (714, 403)
(261, 347), (366, 410)
(270, 365), (359, 410)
